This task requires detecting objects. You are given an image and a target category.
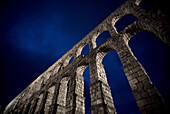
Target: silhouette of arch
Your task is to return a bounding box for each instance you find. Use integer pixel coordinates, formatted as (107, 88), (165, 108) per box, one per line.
(82, 66), (91, 114)
(129, 31), (170, 105)
(4, 0), (169, 114)
(81, 44), (90, 56)
(75, 43), (89, 57)
(96, 31), (111, 47)
(102, 50), (141, 114)
(115, 14), (138, 33)
(69, 56), (74, 63)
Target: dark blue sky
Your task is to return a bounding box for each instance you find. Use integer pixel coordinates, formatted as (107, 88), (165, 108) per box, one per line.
(0, 0), (170, 113)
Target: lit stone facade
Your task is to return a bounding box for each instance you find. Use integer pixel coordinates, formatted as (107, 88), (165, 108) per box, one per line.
(4, 0), (169, 113)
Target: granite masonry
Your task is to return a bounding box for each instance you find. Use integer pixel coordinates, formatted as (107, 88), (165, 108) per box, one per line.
(4, 0), (170, 114)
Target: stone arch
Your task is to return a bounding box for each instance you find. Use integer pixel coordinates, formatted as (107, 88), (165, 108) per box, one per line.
(77, 65), (88, 76)
(128, 30), (170, 94)
(69, 56), (74, 63)
(90, 27), (109, 49)
(111, 11), (132, 28)
(23, 100), (32, 114)
(52, 63), (63, 75)
(41, 72), (52, 85)
(112, 12), (139, 32)
(65, 65), (87, 113)
(34, 93), (43, 113)
(80, 65), (91, 114)
(6, 93), (21, 113)
(24, 98), (38, 114)
(96, 31), (111, 47)
(115, 14), (138, 33)
(28, 79), (42, 95)
(12, 88), (40, 114)
(56, 62), (63, 72)
(28, 85), (53, 114)
(89, 51), (117, 113)
(89, 34), (97, 50)
(3, 0), (169, 114)
(112, 32), (167, 113)
(48, 81), (58, 89)
(121, 18), (170, 46)
(75, 43), (89, 57)
(102, 50), (141, 113)
(128, 30), (158, 44)
(81, 44), (90, 56)
(95, 51), (108, 83)
(30, 98), (39, 114)
(44, 85), (55, 114)
(56, 77), (70, 113)
(62, 54), (75, 68)
(110, 0), (146, 31)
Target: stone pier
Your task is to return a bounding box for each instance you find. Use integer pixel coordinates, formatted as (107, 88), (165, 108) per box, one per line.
(4, 0), (169, 114)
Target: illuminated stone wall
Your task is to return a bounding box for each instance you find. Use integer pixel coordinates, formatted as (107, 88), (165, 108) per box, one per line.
(4, 0), (169, 113)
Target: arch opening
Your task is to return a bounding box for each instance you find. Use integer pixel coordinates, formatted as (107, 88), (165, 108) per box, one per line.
(81, 44), (89, 56)
(62, 55), (74, 67)
(44, 85), (55, 114)
(56, 78), (69, 113)
(31, 98), (39, 114)
(69, 56), (74, 64)
(129, 31), (170, 107)
(57, 64), (62, 72)
(34, 94), (43, 113)
(102, 50), (141, 114)
(115, 14), (138, 33)
(96, 31), (111, 47)
(53, 64), (62, 74)
(82, 66), (91, 114)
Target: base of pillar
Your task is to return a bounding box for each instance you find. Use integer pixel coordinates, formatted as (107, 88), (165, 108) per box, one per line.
(90, 80), (117, 114)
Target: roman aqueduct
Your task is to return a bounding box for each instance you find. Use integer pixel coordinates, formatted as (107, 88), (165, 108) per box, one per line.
(4, 0), (170, 113)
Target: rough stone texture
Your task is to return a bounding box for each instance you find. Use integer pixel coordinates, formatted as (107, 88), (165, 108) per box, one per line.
(3, 0), (170, 114)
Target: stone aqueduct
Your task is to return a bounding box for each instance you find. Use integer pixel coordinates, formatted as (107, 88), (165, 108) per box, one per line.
(4, 0), (170, 114)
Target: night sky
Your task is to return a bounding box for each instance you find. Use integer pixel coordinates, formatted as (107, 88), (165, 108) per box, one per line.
(0, 0), (170, 114)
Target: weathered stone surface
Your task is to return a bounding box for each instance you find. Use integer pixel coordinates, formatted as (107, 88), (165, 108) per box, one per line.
(3, 0), (169, 114)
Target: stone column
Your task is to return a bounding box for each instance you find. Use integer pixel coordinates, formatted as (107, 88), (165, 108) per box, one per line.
(89, 52), (117, 114)
(15, 103), (24, 114)
(14, 99), (26, 114)
(34, 94), (43, 113)
(66, 72), (85, 114)
(10, 97), (22, 114)
(106, 22), (118, 36)
(24, 102), (31, 114)
(37, 91), (49, 114)
(48, 84), (60, 114)
(25, 99), (36, 114)
(44, 86), (55, 114)
(56, 78), (68, 113)
(115, 37), (166, 113)
(28, 98), (39, 114)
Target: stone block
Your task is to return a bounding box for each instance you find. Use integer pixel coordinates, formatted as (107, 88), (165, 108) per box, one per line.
(137, 70), (144, 76)
(137, 99), (149, 107)
(129, 78), (138, 86)
(137, 74), (147, 82)
(133, 92), (142, 100)
(141, 92), (149, 99)
(4, 0), (168, 114)
(148, 88), (158, 96)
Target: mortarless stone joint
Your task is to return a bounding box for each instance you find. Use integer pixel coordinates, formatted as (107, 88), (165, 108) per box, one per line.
(4, 0), (169, 114)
